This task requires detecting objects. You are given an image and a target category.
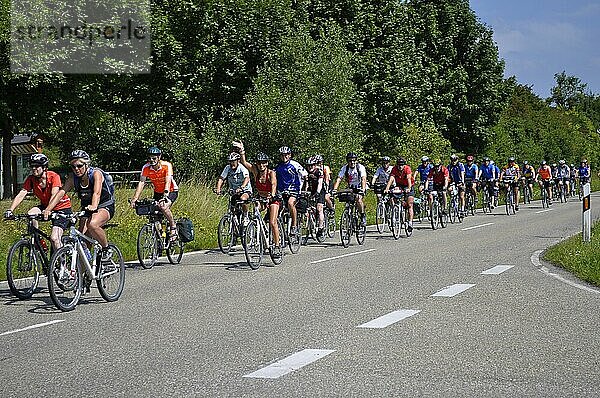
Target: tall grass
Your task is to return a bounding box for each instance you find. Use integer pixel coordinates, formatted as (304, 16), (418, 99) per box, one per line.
(0, 181), (227, 281)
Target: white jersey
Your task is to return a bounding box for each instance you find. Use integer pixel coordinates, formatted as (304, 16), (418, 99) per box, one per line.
(373, 165), (393, 185)
(338, 163), (367, 188)
(220, 163), (252, 193)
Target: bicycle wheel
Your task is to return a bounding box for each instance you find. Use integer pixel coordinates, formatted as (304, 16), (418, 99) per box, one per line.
(217, 214), (234, 254)
(6, 239), (41, 300)
(339, 209), (351, 248)
(376, 201), (386, 233)
(356, 214), (366, 245)
(563, 185), (568, 203)
(300, 212), (310, 246)
(244, 219), (263, 270)
(430, 199), (439, 230)
(449, 201), (457, 224)
(482, 190), (489, 214)
(505, 192), (510, 215)
(48, 245), (82, 312)
(269, 218), (284, 265)
(391, 204), (401, 240)
(137, 224), (159, 269)
(404, 208), (412, 237)
(469, 193), (476, 215)
(97, 243), (125, 302)
(287, 215), (301, 254)
(326, 208), (336, 238)
(166, 234), (184, 264)
(440, 201), (448, 228)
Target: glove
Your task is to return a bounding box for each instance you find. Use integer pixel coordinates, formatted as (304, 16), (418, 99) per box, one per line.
(4, 209), (13, 219)
(232, 140), (245, 153)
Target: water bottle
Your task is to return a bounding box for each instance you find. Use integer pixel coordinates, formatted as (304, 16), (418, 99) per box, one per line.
(40, 239), (49, 253)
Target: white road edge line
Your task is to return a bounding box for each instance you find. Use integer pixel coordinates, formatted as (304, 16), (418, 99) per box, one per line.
(431, 284), (476, 297)
(311, 249), (376, 264)
(482, 265), (514, 275)
(531, 250), (599, 295)
(243, 349), (335, 379)
(0, 320), (65, 337)
(357, 309), (421, 329)
(535, 209), (554, 214)
(462, 222), (494, 231)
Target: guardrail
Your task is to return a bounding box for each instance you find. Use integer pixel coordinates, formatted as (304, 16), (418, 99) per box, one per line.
(106, 171), (140, 188)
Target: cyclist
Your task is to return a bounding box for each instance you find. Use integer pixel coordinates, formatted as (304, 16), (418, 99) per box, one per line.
(232, 140), (281, 252)
(447, 154), (466, 215)
(316, 155), (335, 216)
(46, 150), (115, 261)
(569, 163), (578, 195)
(372, 156), (393, 199)
(478, 157), (498, 209)
(215, 152), (253, 224)
(413, 156), (432, 195)
(464, 155), (479, 205)
(385, 157), (414, 232)
(521, 160), (536, 202)
(304, 156), (326, 238)
(500, 157), (521, 211)
(274, 146), (308, 235)
(332, 152), (367, 226)
(4, 153), (72, 250)
(426, 159), (449, 211)
(578, 159), (591, 186)
(537, 160), (553, 205)
(130, 147), (180, 241)
(556, 160), (571, 197)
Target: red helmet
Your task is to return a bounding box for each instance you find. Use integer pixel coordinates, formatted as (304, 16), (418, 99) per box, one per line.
(466, 155), (474, 161)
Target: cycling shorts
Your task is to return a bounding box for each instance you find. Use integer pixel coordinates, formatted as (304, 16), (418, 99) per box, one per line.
(153, 190), (179, 204)
(35, 206), (73, 230)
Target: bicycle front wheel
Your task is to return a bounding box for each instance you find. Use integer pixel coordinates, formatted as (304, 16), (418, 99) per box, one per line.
(391, 204), (401, 240)
(356, 214), (366, 245)
(7, 239), (41, 300)
(326, 208), (336, 238)
(430, 200), (439, 230)
(48, 245), (82, 312)
(137, 224), (159, 269)
(97, 243), (125, 302)
(167, 234), (185, 264)
(339, 209), (351, 248)
(269, 218), (284, 265)
(287, 216), (301, 254)
(217, 214), (234, 254)
(376, 202), (386, 233)
(244, 219), (263, 270)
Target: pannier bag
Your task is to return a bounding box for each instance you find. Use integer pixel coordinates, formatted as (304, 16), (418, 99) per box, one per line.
(177, 218), (195, 243)
(337, 190), (356, 203)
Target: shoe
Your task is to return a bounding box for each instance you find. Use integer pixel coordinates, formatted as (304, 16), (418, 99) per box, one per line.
(101, 247), (113, 263)
(515, 206), (519, 211)
(407, 223), (413, 233)
(490, 204), (495, 209)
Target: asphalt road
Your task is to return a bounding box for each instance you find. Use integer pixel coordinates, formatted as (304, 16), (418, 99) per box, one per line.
(1, 194), (600, 397)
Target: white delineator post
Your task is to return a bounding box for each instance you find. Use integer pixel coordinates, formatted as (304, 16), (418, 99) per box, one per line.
(583, 183), (591, 242)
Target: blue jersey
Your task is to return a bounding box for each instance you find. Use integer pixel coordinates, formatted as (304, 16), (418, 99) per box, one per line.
(578, 166), (590, 178)
(275, 160), (307, 192)
(417, 164), (433, 182)
(447, 162), (465, 183)
(494, 165), (501, 176)
(465, 163), (478, 180)
(479, 164), (496, 180)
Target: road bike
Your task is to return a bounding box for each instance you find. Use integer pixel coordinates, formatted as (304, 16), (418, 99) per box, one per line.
(539, 180), (551, 208)
(520, 177), (533, 204)
(464, 180), (477, 216)
(134, 199), (184, 268)
(480, 180), (495, 214)
(557, 179), (569, 203)
(389, 190), (413, 239)
(216, 190), (251, 255)
(298, 192), (326, 245)
(336, 190), (366, 248)
(427, 188), (448, 230)
(243, 197), (284, 269)
(47, 211), (125, 312)
(447, 183), (463, 223)
(277, 191), (302, 254)
(503, 179), (517, 215)
(325, 196), (337, 239)
(5, 214), (54, 299)
(373, 184), (392, 233)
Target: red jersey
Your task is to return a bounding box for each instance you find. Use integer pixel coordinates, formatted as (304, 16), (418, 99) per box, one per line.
(427, 166), (449, 185)
(390, 165), (413, 187)
(23, 171), (71, 210)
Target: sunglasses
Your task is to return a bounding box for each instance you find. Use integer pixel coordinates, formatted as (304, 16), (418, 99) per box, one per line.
(71, 163), (85, 170)
(149, 156), (159, 161)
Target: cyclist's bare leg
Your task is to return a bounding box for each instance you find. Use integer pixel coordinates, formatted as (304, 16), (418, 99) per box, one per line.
(82, 208), (110, 248)
(317, 203), (325, 229)
(407, 195), (414, 222)
(288, 196), (297, 227)
(158, 200), (176, 229)
(269, 202), (280, 245)
(50, 226), (64, 250)
(325, 193), (333, 211)
(27, 206), (41, 229)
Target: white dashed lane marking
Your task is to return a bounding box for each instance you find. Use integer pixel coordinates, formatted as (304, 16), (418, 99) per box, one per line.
(243, 349), (335, 379)
(482, 265), (514, 275)
(0, 320), (65, 337)
(461, 222), (494, 231)
(431, 284), (476, 297)
(357, 309), (421, 329)
(310, 249), (376, 264)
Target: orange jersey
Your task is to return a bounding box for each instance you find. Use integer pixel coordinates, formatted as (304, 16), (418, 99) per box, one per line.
(141, 161), (179, 193)
(538, 166), (551, 180)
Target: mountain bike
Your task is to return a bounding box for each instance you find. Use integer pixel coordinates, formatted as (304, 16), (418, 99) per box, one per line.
(5, 214), (54, 299)
(47, 211), (125, 312)
(134, 199), (184, 268)
(503, 179), (517, 215)
(216, 190), (251, 255)
(243, 197), (284, 269)
(336, 190), (366, 248)
(447, 183), (463, 223)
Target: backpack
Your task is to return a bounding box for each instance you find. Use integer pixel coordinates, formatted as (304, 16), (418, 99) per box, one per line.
(177, 217), (195, 243)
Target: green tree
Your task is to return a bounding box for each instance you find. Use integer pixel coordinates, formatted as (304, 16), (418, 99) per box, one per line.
(550, 71), (588, 110)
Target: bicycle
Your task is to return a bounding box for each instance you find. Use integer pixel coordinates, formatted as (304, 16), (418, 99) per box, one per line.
(5, 214), (54, 299)
(521, 178), (533, 204)
(558, 179), (569, 203)
(502, 179), (517, 215)
(325, 195), (337, 239)
(373, 184), (391, 233)
(47, 211), (125, 312)
(277, 190), (302, 254)
(216, 190), (251, 255)
(389, 190), (413, 239)
(447, 183), (463, 223)
(480, 180), (494, 214)
(298, 192), (325, 245)
(134, 199), (184, 268)
(464, 180), (477, 216)
(578, 177), (589, 201)
(336, 190), (366, 248)
(426, 187), (448, 230)
(243, 197), (284, 269)
(539, 179), (551, 208)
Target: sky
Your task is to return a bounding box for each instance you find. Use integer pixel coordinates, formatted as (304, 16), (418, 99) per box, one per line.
(469, 0), (600, 98)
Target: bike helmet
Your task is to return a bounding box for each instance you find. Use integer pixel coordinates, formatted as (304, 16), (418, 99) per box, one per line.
(434, 158), (442, 166)
(570, 163), (574, 168)
(69, 150), (90, 161)
(227, 152), (241, 161)
(306, 156), (316, 165)
(148, 146), (162, 155)
(397, 157), (406, 166)
(279, 146), (291, 154)
(421, 156), (429, 162)
(523, 160), (529, 165)
(29, 153), (49, 167)
(381, 156), (391, 162)
(466, 155), (474, 161)
(256, 152), (269, 162)
(314, 154), (323, 163)
(450, 154), (458, 161)
(541, 160), (547, 165)
(552, 163), (557, 167)
(559, 159), (565, 165)
(483, 157), (490, 162)
(508, 157), (515, 163)
(582, 159), (588, 164)
(346, 152), (358, 160)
